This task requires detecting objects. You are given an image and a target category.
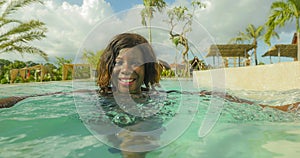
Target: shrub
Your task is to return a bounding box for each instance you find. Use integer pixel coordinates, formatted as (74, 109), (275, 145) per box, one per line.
(1, 78), (9, 84)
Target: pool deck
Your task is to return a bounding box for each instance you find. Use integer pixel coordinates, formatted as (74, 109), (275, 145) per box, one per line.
(193, 61), (300, 91)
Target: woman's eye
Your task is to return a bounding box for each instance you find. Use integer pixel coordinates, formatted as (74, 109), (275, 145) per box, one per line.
(131, 61), (142, 66)
(115, 60), (123, 66)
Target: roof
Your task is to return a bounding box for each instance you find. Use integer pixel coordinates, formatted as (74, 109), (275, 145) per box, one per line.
(262, 44), (297, 58)
(206, 44), (255, 58)
(169, 63), (185, 70)
(158, 59), (171, 70)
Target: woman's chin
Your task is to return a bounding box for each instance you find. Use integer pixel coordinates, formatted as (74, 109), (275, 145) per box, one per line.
(118, 88), (141, 94)
(117, 84), (140, 94)
(117, 87), (132, 94)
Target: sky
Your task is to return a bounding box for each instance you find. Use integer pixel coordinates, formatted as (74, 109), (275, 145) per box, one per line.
(0, 0), (296, 65)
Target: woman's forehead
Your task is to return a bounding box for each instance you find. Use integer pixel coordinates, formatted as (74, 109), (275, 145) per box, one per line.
(116, 44), (156, 63)
(118, 47), (143, 57)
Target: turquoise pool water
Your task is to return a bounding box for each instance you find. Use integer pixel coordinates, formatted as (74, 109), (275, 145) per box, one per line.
(1, 80), (300, 158)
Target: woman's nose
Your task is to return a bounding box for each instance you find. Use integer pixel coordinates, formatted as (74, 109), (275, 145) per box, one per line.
(120, 62), (133, 75)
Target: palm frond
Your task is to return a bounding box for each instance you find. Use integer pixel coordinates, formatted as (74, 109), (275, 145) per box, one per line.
(2, 0), (42, 18)
(290, 1), (300, 18)
(255, 25), (265, 40)
(265, 0), (300, 44)
(0, 0), (6, 7)
(0, 17), (22, 28)
(0, 0), (48, 61)
(1, 45), (48, 61)
(270, 1), (287, 10)
(1, 20), (46, 39)
(140, 9), (147, 26)
(264, 27), (275, 46)
(239, 31), (251, 42)
(288, 0), (300, 11)
(1, 30), (46, 46)
(269, 1), (294, 28)
(246, 24), (256, 37)
(256, 25), (264, 36)
(228, 36), (245, 44)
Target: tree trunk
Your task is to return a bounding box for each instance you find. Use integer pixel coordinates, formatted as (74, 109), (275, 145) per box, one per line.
(182, 39), (189, 77)
(297, 32), (300, 61)
(253, 40), (258, 65)
(182, 54), (189, 77)
(148, 16), (152, 44)
(254, 48), (258, 65)
(296, 17), (300, 61)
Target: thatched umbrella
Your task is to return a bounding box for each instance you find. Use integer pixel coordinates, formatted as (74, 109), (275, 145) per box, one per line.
(158, 59), (171, 70)
(262, 44), (297, 62)
(206, 44), (255, 67)
(206, 44), (254, 57)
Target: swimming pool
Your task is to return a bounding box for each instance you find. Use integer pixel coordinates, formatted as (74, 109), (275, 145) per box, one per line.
(0, 80), (300, 158)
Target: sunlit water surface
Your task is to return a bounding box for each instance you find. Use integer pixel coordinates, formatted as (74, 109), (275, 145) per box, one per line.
(1, 80), (300, 158)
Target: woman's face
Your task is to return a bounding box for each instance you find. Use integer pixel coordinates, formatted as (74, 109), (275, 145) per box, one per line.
(112, 47), (145, 94)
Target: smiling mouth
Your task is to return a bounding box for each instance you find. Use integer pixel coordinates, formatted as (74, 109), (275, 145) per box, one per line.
(119, 78), (136, 86)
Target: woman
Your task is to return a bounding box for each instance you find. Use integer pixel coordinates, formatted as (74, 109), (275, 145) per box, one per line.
(96, 33), (165, 158)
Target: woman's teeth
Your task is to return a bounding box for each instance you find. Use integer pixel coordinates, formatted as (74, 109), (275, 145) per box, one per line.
(120, 79), (134, 82)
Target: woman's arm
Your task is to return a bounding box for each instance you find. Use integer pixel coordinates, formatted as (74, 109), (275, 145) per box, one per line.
(259, 102), (300, 112)
(198, 90), (299, 112)
(0, 89), (95, 109)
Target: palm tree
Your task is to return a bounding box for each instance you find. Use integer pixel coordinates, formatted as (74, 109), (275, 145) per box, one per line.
(141, 0), (166, 43)
(0, 0), (48, 61)
(81, 49), (103, 70)
(229, 24), (278, 65)
(55, 57), (72, 68)
(265, 0), (300, 60)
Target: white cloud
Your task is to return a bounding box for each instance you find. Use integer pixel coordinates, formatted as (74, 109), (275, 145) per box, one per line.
(0, 0), (296, 64)
(0, 0), (113, 63)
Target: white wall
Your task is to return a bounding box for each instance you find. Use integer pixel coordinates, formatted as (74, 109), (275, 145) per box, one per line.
(193, 61), (300, 91)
